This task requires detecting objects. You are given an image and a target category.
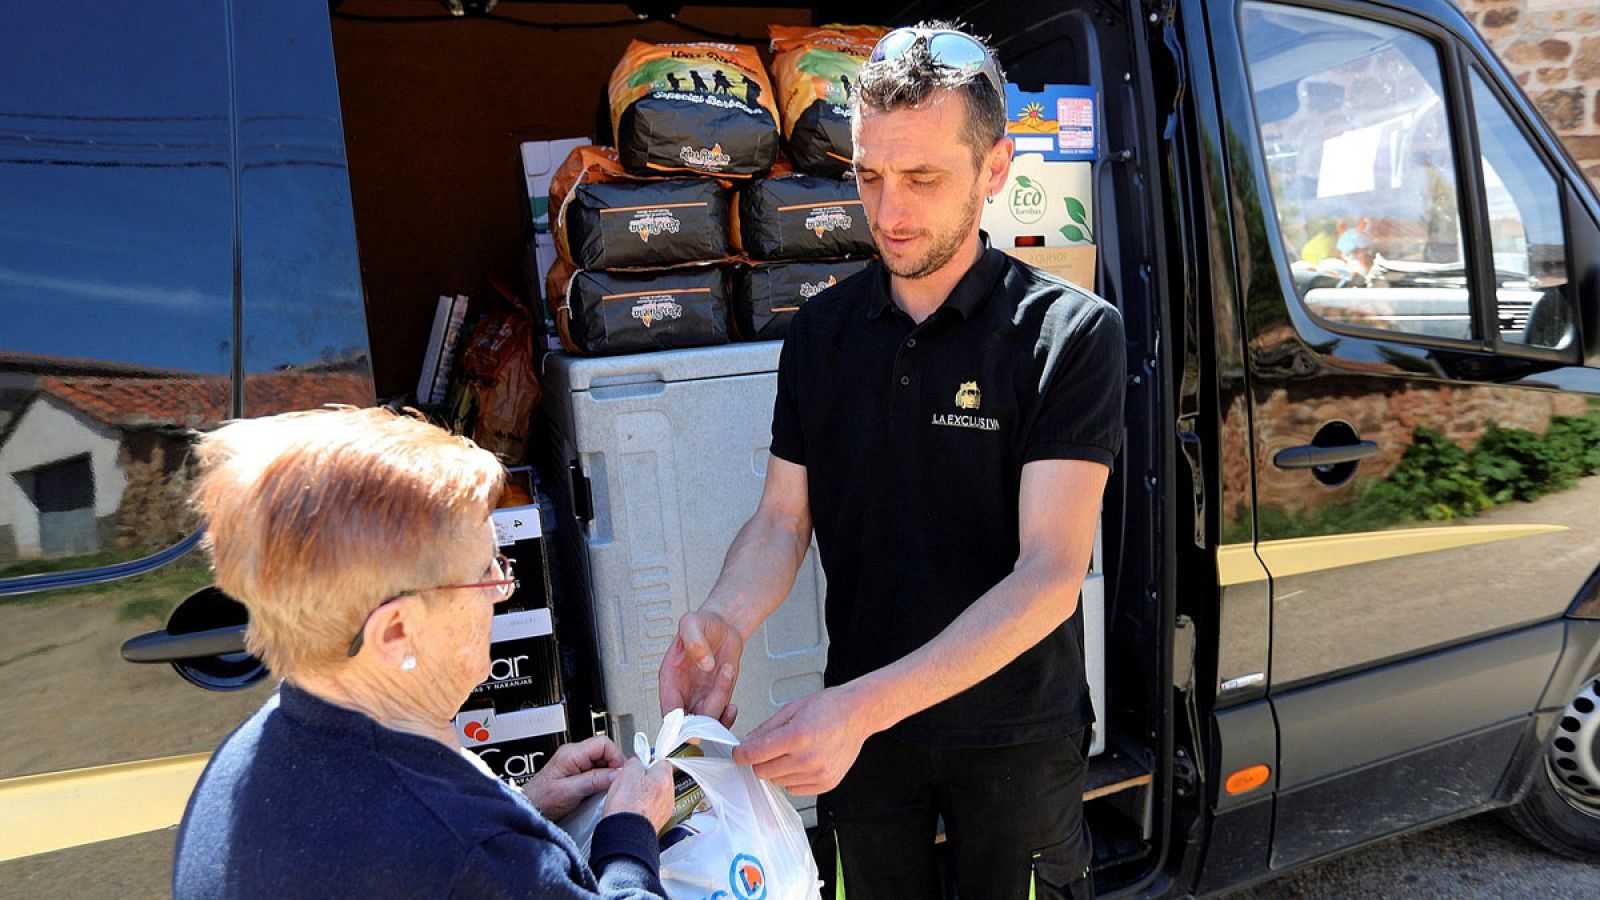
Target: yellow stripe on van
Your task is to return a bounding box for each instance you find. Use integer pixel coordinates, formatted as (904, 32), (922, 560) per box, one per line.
(0, 752), (209, 862)
(1217, 543), (1272, 587)
(1218, 524), (1566, 586)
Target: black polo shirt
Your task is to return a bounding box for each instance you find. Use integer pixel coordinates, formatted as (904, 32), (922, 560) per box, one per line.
(770, 243), (1125, 748)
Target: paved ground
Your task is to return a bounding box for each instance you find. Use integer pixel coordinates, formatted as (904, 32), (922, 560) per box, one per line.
(1229, 813), (1600, 899)
(5, 810), (1597, 898)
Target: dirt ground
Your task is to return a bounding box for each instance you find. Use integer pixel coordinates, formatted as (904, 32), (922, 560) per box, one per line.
(0, 556), (273, 780)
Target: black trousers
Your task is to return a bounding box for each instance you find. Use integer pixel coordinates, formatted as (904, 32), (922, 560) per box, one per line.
(823, 729), (1094, 900)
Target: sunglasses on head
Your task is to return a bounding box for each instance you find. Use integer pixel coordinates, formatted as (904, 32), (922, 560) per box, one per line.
(869, 27), (1006, 100)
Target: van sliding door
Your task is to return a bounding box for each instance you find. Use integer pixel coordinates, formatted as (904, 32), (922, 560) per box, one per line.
(1214, 0), (1597, 869)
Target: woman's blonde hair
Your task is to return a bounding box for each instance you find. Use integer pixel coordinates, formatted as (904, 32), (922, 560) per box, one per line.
(190, 407), (505, 677)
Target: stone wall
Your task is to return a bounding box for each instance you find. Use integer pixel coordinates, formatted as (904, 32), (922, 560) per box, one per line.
(1455, 0), (1600, 188)
(1244, 384), (1591, 517)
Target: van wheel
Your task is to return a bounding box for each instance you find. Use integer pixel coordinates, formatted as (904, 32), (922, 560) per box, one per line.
(1504, 677), (1600, 860)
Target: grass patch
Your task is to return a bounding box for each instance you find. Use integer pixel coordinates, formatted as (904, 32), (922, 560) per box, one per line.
(0, 642), (63, 669)
(1, 553), (213, 613)
(118, 595), (179, 622)
(0, 546), (151, 581)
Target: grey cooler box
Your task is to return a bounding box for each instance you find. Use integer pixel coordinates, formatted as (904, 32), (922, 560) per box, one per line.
(539, 343), (830, 819)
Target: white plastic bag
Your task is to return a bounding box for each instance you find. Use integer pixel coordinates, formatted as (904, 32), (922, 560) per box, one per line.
(643, 709), (821, 900)
(560, 709), (821, 899)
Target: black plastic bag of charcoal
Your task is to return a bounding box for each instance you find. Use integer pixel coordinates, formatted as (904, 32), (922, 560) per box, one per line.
(768, 25), (888, 176)
(558, 266), (730, 355)
(565, 178), (733, 270)
(733, 258), (869, 341)
(739, 173), (877, 260)
(608, 40), (781, 179)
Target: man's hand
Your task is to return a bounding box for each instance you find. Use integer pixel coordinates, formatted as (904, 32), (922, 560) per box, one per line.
(659, 609), (743, 728)
(732, 686), (876, 797)
(522, 735), (624, 821)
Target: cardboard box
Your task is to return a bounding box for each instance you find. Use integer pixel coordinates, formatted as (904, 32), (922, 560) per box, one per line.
(455, 703), (568, 785)
(493, 466), (552, 611)
(983, 153), (1097, 288)
(983, 154), (1094, 248)
(998, 245), (1097, 290)
(522, 138), (588, 311)
(470, 608), (562, 707)
(520, 138), (589, 234)
(1003, 84), (1097, 161)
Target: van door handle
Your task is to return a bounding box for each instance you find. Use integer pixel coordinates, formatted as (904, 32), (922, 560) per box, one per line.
(1273, 440), (1380, 470)
(121, 624), (247, 663)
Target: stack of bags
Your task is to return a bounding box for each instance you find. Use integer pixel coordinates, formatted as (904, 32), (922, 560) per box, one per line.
(731, 26), (883, 341)
(546, 143), (740, 356)
(544, 25), (883, 356)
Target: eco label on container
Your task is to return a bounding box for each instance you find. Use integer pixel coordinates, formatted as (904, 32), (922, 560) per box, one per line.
(493, 505), (542, 545)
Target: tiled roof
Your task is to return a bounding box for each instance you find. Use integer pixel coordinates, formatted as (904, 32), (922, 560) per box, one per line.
(38, 371), (374, 428)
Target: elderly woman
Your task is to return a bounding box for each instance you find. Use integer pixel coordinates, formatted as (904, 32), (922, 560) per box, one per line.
(173, 407), (672, 898)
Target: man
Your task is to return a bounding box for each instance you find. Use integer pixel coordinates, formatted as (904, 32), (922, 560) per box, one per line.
(659, 22), (1124, 899)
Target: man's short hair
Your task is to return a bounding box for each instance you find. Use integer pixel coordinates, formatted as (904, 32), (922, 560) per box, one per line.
(852, 21), (1008, 166)
(190, 406), (505, 677)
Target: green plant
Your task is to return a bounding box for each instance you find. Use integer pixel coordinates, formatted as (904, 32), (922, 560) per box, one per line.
(1366, 427), (1491, 522)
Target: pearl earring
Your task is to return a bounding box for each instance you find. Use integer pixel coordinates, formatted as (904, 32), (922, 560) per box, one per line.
(400, 655), (417, 672)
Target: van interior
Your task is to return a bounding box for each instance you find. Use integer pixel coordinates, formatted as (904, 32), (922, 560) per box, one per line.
(328, 1), (1174, 891)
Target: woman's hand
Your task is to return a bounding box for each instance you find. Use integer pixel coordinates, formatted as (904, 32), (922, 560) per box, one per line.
(522, 736), (623, 821)
(601, 757), (675, 832)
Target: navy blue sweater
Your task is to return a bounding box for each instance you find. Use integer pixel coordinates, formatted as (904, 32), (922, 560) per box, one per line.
(174, 683), (664, 899)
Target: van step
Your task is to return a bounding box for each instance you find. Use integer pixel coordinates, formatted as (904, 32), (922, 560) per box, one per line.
(1084, 746), (1154, 801)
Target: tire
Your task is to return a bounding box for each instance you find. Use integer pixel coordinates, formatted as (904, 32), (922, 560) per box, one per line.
(1502, 676), (1600, 861)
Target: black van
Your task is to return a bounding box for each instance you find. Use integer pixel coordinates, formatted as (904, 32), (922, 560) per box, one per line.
(2, 0), (1598, 896)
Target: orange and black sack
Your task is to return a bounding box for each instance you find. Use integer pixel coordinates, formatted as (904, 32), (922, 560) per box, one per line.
(566, 178), (733, 270)
(740, 173), (875, 260)
(768, 25), (887, 176)
(607, 40), (780, 178)
(545, 256), (581, 320)
(548, 145), (633, 265)
(566, 267), (731, 356)
(732, 258), (869, 341)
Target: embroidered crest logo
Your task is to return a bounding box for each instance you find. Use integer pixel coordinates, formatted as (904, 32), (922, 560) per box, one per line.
(954, 381), (982, 410)
(933, 380), (1000, 432)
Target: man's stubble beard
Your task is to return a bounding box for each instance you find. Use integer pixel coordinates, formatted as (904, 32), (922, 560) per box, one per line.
(878, 188), (984, 280)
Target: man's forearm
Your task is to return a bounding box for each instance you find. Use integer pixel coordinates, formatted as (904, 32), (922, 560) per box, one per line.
(700, 508), (812, 641)
(846, 553), (1087, 733)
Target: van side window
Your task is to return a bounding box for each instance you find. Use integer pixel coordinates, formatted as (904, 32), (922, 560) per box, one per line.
(1241, 3), (1471, 341)
(1470, 71), (1573, 352)
(0, 3), (236, 580)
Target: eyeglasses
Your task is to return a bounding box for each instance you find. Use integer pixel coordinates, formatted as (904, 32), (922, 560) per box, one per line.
(346, 553), (519, 658)
(869, 27), (1006, 100)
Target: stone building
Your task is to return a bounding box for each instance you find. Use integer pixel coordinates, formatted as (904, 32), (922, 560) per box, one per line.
(1455, 0), (1600, 188)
